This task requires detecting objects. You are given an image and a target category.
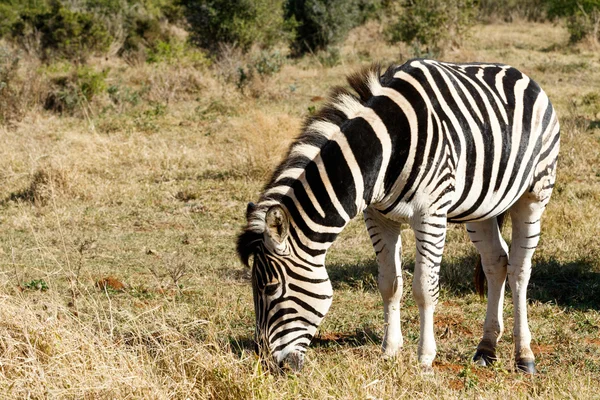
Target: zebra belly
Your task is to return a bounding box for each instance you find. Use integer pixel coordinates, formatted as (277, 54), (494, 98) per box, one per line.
(445, 172), (534, 223)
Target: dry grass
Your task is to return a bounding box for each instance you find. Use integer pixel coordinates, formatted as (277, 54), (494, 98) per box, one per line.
(0, 21), (599, 399)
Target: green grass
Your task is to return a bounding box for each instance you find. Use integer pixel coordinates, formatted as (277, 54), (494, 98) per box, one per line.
(0, 21), (599, 398)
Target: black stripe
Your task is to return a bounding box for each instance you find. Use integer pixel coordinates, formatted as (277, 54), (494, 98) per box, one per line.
(288, 283), (332, 300)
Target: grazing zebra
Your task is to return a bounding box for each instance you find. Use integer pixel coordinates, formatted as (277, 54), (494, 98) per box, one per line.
(237, 59), (560, 374)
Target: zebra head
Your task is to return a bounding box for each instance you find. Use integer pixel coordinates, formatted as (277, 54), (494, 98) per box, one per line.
(237, 202), (333, 372)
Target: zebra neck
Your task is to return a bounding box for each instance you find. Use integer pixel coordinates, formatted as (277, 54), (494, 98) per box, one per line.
(259, 190), (353, 266)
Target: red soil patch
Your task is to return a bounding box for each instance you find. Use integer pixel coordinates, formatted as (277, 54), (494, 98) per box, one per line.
(448, 379), (465, 391)
(436, 362), (463, 374)
(435, 314), (473, 337)
(96, 276), (126, 291)
(532, 344), (555, 354)
(585, 338), (600, 346)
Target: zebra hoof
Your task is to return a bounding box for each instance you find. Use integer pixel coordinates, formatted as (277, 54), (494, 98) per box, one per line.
(516, 359), (536, 374)
(473, 349), (496, 367)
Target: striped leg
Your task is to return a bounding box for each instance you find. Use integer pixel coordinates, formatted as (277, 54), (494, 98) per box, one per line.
(507, 192), (549, 374)
(412, 217), (446, 371)
(364, 207), (404, 357)
(467, 218), (509, 366)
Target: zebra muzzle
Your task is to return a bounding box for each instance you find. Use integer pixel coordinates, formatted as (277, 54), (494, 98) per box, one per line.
(279, 351), (304, 372)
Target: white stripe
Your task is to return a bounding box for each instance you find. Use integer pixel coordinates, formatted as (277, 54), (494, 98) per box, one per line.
(314, 155), (351, 222)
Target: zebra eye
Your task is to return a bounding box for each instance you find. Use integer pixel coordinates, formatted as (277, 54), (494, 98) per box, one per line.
(264, 282), (280, 296)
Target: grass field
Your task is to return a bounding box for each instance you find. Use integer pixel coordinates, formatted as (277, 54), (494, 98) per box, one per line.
(0, 21), (599, 399)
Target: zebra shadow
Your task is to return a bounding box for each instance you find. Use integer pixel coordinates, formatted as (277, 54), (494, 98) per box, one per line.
(528, 257), (600, 311)
(227, 328), (381, 358)
(326, 254), (600, 311)
(228, 336), (255, 358)
(325, 253), (482, 296)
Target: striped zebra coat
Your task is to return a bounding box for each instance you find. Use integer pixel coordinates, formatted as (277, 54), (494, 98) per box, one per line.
(237, 59), (560, 374)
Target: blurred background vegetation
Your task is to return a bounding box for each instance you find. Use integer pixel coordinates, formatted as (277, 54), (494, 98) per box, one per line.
(0, 0), (599, 124)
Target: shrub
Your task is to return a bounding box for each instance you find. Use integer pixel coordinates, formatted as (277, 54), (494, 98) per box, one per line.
(285, 0), (363, 54)
(44, 66), (108, 114)
(477, 0), (547, 22)
(252, 50), (285, 76)
(546, 0), (600, 43)
(118, 13), (175, 61)
(386, 0), (478, 56)
(181, 0), (292, 53)
(9, 1), (112, 63)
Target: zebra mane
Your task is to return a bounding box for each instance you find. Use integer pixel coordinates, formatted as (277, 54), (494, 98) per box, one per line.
(237, 63), (398, 265)
(261, 63), (396, 199)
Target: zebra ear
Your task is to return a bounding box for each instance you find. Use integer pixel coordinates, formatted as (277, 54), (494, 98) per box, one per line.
(265, 205), (289, 244)
(246, 202), (257, 220)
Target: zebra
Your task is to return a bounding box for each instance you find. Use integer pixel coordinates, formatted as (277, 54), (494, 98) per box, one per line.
(237, 59), (560, 374)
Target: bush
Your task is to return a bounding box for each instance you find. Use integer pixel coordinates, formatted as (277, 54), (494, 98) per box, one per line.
(477, 0), (547, 22)
(9, 1), (112, 63)
(386, 0), (478, 56)
(285, 0), (363, 54)
(546, 0), (600, 43)
(44, 66), (108, 114)
(181, 0), (292, 53)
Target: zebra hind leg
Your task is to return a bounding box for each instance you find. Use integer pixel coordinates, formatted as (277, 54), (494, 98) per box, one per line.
(507, 190), (553, 374)
(466, 217), (509, 367)
(364, 207), (404, 358)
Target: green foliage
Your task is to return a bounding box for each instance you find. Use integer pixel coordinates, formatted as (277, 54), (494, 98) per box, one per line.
(546, 0), (600, 18)
(181, 0), (291, 53)
(0, 0), (51, 38)
(9, 1), (111, 63)
(546, 0), (600, 43)
(477, 0), (547, 22)
(107, 83), (148, 109)
(45, 66), (108, 114)
(118, 13), (172, 60)
(284, 0), (362, 54)
(22, 279), (49, 291)
(252, 50), (285, 76)
(386, 0), (478, 56)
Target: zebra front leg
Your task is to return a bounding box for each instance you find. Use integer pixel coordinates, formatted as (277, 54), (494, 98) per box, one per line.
(364, 207), (404, 357)
(507, 193), (549, 374)
(412, 217), (446, 372)
(467, 217), (509, 366)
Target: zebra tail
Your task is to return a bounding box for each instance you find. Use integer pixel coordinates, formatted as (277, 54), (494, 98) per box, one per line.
(474, 212), (507, 297)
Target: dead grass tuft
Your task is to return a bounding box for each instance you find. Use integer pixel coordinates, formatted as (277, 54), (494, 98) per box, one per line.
(7, 164), (79, 206)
